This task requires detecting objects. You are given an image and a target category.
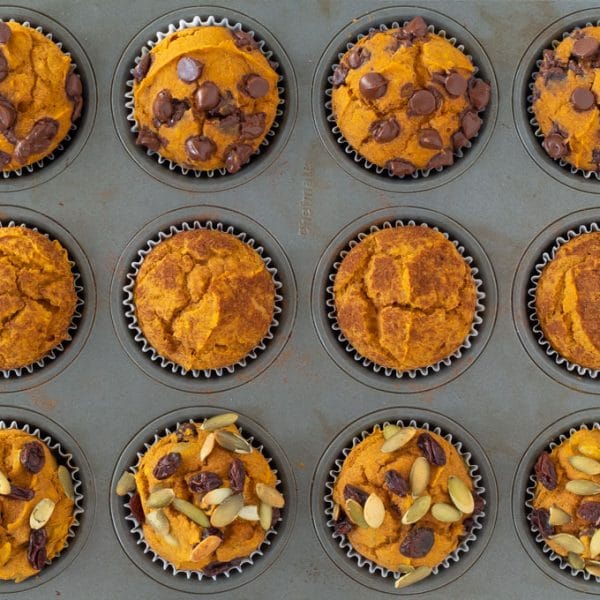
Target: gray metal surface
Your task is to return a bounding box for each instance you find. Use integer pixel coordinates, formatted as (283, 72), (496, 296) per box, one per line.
(1, 0), (599, 598)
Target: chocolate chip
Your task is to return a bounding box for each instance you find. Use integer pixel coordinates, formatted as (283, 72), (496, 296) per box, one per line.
(71, 97), (83, 122)
(332, 64), (348, 88)
(219, 112), (242, 135)
(387, 158), (416, 177)
(0, 96), (15, 132)
(445, 72), (468, 97)
(427, 150), (454, 170)
(573, 36), (600, 59)
(0, 23), (11, 45)
(347, 46), (371, 69)
(185, 135), (216, 162)
(66, 72), (83, 99)
(359, 72), (388, 100)
(542, 133), (568, 160)
(384, 470), (409, 496)
(27, 528), (47, 571)
(343, 484), (368, 505)
(530, 508), (554, 538)
(224, 143), (253, 173)
(129, 492), (145, 524)
(7, 485), (34, 500)
(568, 59), (585, 76)
(0, 50), (8, 82)
(571, 87), (596, 111)
(370, 118), (400, 142)
(240, 112), (266, 139)
(0, 151), (10, 166)
(14, 118), (59, 163)
(189, 471), (222, 493)
(543, 67), (567, 83)
(229, 458), (245, 493)
(136, 126), (163, 151)
(418, 128), (443, 149)
(400, 83), (414, 98)
(207, 91), (238, 119)
(577, 501), (600, 525)
(152, 452), (181, 480)
(400, 527), (434, 558)
(404, 16), (428, 39)
(231, 30), (258, 50)
(195, 81), (220, 111)
(241, 73), (269, 98)
(20, 441), (45, 474)
(468, 78), (491, 111)
(461, 111), (482, 139)
(534, 451), (558, 490)
(177, 56), (203, 83)
(417, 433), (447, 465)
(153, 90), (174, 123)
(408, 89), (436, 115)
(133, 53), (153, 83)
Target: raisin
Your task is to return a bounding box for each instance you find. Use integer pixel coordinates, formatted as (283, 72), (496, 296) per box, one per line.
(7, 485), (34, 500)
(399, 527), (435, 558)
(417, 433), (446, 466)
(534, 452), (557, 490)
(188, 471), (222, 494)
(229, 458), (245, 493)
(577, 501), (600, 526)
(530, 508), (554, 538)
(152, 452), (181, 480)
(129, 492), (145, 524)
(20, 441), (45, 473)
(384, 470), (409, 497)
(343, 484), (368, 506)
(27, 527), (47, 570)
(333, 512), (353, 535)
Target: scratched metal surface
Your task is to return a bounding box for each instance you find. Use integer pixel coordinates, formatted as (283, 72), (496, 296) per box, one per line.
(1, 0), (600, 598)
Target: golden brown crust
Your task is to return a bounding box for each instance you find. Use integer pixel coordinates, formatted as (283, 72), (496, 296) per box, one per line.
(0, 227), (77, 370)
(333, 226), (476, 371)
(132, 229), (275, 371)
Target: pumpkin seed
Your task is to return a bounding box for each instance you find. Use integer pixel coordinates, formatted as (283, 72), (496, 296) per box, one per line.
(579, 444), (600, 461)
(215, 430), (252, 454)
(115, 471), (136, 496)
(163, 533), (179, 547)
(57, 465), (75, 501)
(363, 493), (385, 528)
(332, 502), (340, 522)
(172, 498), (210, 527)
(567, 552), (585, 571)
(238, 505), (260, 521)
(345, 498), (368, 529)
(566, 480), (600, 496)
(591, 529), (600, 558)
(548, 506), (571, 526)
(147, 488), (175, 509)
(569, 455), (600, 475)
(431, 502), (462, 523)
(201, 413), (239, 431)
(382, 424), (402, 440)
(401, 495), (431, 525)
(146, 509), (170, 535)
(190, 534), (222, 561)
(549, 533), (585, 554)
(410, 457), (430, 496)
(0, 542), (10, 566)
(586, 560), (600, 577)
(210, 493), (244, 528)
(381, 427), (416, 453)
(0, 471), (9, 496)
(255, 483), (285, 508)
(396, 564), (415, 574)
(394, 566), (432, 589)
(448, 476), (474, 514)
(201, 487), (233, 507)
(200, 433), (215, 463)
(30, 498), (55, 530)
(259, 502), (273, 531)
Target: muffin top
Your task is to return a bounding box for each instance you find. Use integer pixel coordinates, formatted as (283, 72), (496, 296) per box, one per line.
(0, 226), (77, 371)
(333, 225), (476, 371)
(332, 425), (481, 585)
(533, 26), (600, 172)
(120, 414), (283, 574)
(0, 428), (75, 583)
(133, 26), (279, 173)
(531, 429), (600, 576)
(0, 21), (82, 172)
(535, 231), (600, 370)
(133, 228), (275, 372)
(331, 16), (490, 176)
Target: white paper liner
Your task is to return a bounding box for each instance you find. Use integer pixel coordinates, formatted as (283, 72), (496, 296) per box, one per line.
(526, 422), (600, 582)
(0, 221), (84, 379)
(0, 19), (81, 179)
(326, 20), (487, 179)
(528, 222), (600, 378)
(324, 420), (485, 584)
(327, 220), (485, 378)
(0, 419), (84, 575)
(528, 20), (600, 180)
(122, 419), (283, 580)
(122, 220), (282, 378)
(125, 15), (285, 178)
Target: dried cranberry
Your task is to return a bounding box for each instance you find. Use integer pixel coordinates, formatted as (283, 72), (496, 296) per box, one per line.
(577, 501), (600, 526)
(129, 492), (145, 524)
(20, 441), (45, 473)
(399, 527), (435, 558)
(27, 528), (47, 570)
(385, 470), (409, 497)
(417, 433), (446, 466)
(152, 452), (181, 480)
(343, 484), (368, 506)
(229, 458), (245, 493)
(530, 508), (554, 538)
(188, 471), (222, 494)
(534, 452), (557, 490)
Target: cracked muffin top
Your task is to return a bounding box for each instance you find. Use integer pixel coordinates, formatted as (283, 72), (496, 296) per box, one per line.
(330, 16), (491, 177)
(132, 228), (275, 372)
(535, 231), (600, 370)
(0, 21), (83, 172)
(132, 25), (279, 174)
(0, 226), (77, 371)
(333, 225), (476, 371)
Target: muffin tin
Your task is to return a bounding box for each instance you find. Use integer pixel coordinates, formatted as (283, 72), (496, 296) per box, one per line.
(3, 0), (600, 598)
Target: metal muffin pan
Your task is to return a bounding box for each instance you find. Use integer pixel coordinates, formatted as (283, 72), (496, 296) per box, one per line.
(3, 0), (600, 598)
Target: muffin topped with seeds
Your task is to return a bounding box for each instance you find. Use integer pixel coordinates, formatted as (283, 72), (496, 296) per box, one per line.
(330, 16), (491, 176)
(331, 425), (482, 589)
(133, 25), (279, 174)
(115, 413), (283, 575)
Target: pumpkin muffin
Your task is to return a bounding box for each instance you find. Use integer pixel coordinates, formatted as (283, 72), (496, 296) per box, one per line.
(0, 428), (76, 582)
(532, 26), (600, 172)
(0, 226), (77, 371)
(0, 21), (83, 172)
(531, 428), (600, 577)
(333, 225), (477, 371)
(535, 231), (600, 370)
(331, 425), (482, 588)
(132, 25), (279, 174)
(132, 228), (275, 372)
(330, 16), (491, 176)
(115, 413), (283, 574)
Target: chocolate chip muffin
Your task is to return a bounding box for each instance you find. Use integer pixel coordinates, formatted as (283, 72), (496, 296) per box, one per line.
(132, 228), (275, 372)
(0, 226), (77, 371)
(331, 16), (491, 176)
(0, 428), (76, 583)
(115, 413), (283, 575)
(333, 225), (477, 371)
(533, 26), (600, 172)
(332, 425), (482, 589)
(133, 25), (279, 174)
(535, 231), (600, 370)
(0, 21), (82, 172)
(531, 428), (600, 577)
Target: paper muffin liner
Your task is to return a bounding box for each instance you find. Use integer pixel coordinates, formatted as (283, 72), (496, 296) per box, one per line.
(527, 222), (600, 378)
(122, 419), (283, 581)
(0, 419), (84, 575)
(122, 220), (283, 378)
(0, 221), (84, 379)
(324, 419), (486, 584)
(528, 20), (600, 180)
(325, 19), (487, 179)
(125, 15), (286, 178)
(0, 19), (81, 179)
(327, 220), (485, 379)
(526, 421), (600, 582)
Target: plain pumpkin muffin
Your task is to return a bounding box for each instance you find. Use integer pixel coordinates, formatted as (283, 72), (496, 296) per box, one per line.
(132, 228), (275, 372)
(0, 428), (75, 582)
(331, 16), (491, 176)
(535, 232), (600, 370)
(531, 428), (600, 577)
(333, 225), (477, 371)
(331, 425), (482, 588)
(0, 226), (77, 371)
(115, 414), (284, 574)
(0, 21), (83, 172)
(132, 25), (279, 174)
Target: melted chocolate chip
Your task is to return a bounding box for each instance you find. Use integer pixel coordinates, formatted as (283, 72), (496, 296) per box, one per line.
(569, 59), (585, 76)
(224, 143), (253, 173)
(133, 53), (153, 83)
(400, 83), (414, 98)
(427, 150), (454, 170)
(0, 96), (15, 132)
(231, 30), (258, 50)
(0, 150), (10, 166)
(136, 126), (163, 151)
(153, 90), (174, 123)
(66, 72), (83, 99)
(20, 441), (45, 474)
(571, 87), (596, 111)
(347, 46), (371, 69)
(387, 158), (416, 177)
(404, 16), (428, 39)
(544, 66), (567, 83)
(418, 128), (443, 150)
(177, 56), (203, 83)
(240, 112), (266, 139)
(452, 130), (469, 150)
(241, 73), (269, 98)
(14, 118), (59, 163)
(573, 36), (600, 59)
(468, 78), (491, 111)
(219, 112), (241, 135)
(0, 50), (8, 82)
(461, 111), (482, 139)
(408, 89), (436, 115)
(445, 72), (468, 97)
(542, 133), (568, 160)
(332, 64), (348, 88)
(370, 118), (400, 142)
(0, 23), (11, 45)
(359, 72), (388, 100)
(185, 135), (216, 162)
(195, 81), (220, 111)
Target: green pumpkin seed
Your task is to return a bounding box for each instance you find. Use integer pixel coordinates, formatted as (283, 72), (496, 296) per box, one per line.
(448, 476), (474, 514)
(591, 529), (600, 558)
(381, 427), (416, 453)
(549, 533), (585, 554)
(57, 465), (75, 501)
(259, 502), (273, 531)
(146, 510), (170, 535)
(394, 566), (432, 589)
(401, 495), (431, 525)
(171, 498), (210, 527)
(431, 502), (462, 523)
(201, 413), (239, 431)
(345, 498), (368, 529)
(210, 493), (244, 528)
(147, 488), (175, 509)
(410, 457), (430, 496)
(548, 506), (571, 526)
(566, 480), (600, 496)
(214, 430), (252, 454)
(568, 552), (585, 571)
(382, 424), (402, 440)
(586, 560), (600, 577)
(569, 455), (600, 476)
(29, 498), (55, 529)
(115, 471), (136, 496)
